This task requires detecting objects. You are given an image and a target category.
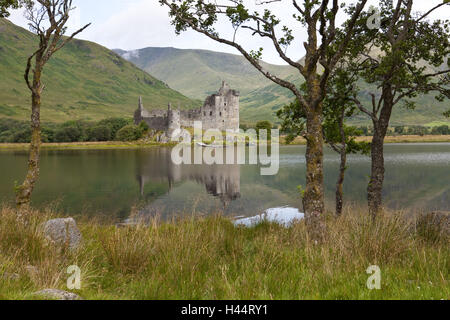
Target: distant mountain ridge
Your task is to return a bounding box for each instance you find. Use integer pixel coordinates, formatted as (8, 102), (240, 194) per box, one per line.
(0, 19), (200, 123)
(116, 46), (450, 126)
(0, 17), (446, 127)
(113, 47), (297, 97)
(113, 47), (300, 123)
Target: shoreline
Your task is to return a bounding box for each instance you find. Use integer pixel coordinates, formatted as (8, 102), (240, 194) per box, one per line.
(0, 141), (177, 150)
(0, 135), (449, 150)
(282, 135), (450, 145)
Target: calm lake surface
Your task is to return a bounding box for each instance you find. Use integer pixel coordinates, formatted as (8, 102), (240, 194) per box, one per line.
(0, 143), (449, 220)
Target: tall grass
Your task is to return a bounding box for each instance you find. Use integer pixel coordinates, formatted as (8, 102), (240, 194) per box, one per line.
(0, 205), (448, 300)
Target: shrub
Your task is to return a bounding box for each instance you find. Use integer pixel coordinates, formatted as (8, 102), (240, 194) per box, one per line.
(98, 118), (130, 140)
(431, 125), (449, 135)
(115, 125), (142, 141)
(11, 128), (31, 143)
(0, 131), (12, 143)
(55, 125), (83, 142)
(394, 126), (405, 135)
(2, 126), (54, 143)
(240, 124), (249, 131)
(41, 127), (56, 143)
(138, 121), (149, 134)
(358, 126), (372, 136)
(88, 125), (111, 142)
(408, 126), (429, 136)
(256, 120), (273, 140)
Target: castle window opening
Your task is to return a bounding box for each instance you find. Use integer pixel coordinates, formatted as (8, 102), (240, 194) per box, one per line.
(210, 111), (213, 116)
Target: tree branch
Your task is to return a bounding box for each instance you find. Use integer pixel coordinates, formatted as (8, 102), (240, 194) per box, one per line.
(352, 96), (378, 123)
(161, 0), (308, 109)
(415, 2), (449, 23)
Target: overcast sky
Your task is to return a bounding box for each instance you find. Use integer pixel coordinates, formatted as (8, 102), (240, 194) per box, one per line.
(7, 0), (450, 65)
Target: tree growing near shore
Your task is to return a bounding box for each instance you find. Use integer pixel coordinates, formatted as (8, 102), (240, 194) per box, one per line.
(159, 0), (369, 240)
(13, 0), (90, 208)
(278, 68), (370, 216)
(256, 120), (273, 140)
(344, 0), (450, 217)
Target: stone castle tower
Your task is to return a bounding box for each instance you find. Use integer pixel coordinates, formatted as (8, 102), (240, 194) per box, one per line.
(134, 81), (240, 134)
(167, 103), (181, 137)
(198, 81), (240, 131)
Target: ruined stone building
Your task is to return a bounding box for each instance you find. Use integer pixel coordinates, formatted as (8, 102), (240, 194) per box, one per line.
(134, 81), (240, 135)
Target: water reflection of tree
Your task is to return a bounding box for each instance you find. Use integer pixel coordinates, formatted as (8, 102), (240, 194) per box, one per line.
(134, 147), (450, 218)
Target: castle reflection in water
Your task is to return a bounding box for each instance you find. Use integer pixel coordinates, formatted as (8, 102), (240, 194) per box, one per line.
(135, 148), (241, 218)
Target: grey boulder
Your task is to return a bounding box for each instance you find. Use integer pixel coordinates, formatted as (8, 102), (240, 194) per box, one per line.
(43, 218), (82, 249)
(33, 289), (82, 300)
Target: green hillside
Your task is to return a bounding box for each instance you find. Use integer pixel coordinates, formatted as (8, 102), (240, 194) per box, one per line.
(244, 77), (450, 127)
(113, 47), (300, 123)
(114, 47), (296, 98)
(0, 19), (200, 123)
(117, 47), (449, 126)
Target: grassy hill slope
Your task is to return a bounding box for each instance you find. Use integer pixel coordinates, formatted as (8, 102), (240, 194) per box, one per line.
(114, 47), (297, 98)
(245, 77), (450, 126)
(0, 19), (200, 123)
(117, 47), (449, 126)
(114, 47), (300, 123)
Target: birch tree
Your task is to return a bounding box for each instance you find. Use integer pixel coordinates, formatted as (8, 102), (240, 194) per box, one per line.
(15, 0), (90, 208)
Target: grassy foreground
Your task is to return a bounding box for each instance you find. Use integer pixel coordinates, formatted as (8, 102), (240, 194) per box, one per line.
(0, 205), (448, 300)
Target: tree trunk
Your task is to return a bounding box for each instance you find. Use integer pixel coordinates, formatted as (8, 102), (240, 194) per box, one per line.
(368, 127), (384, 219)
(15, 89), (41, 208)
(336, 149), (346, 216)
(335, 109), (347, 217)
(368, 98), (392, 219)
(303, 108), (326, 240)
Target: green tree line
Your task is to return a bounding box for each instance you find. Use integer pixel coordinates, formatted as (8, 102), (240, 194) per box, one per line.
(0, 118), (150, 143)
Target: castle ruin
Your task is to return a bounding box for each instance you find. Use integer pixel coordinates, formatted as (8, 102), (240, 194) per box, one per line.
(134, 81), (240, 135)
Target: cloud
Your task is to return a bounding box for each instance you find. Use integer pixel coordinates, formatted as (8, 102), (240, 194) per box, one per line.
(79, 0), (307, 65)
(6, 0), (450, 65)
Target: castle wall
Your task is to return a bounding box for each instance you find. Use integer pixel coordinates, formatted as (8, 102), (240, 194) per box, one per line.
(135, 82), (240, 134)
(142, 116), (168, 132)
(134, 99), (168, 132)
(180, 109), (202, 128)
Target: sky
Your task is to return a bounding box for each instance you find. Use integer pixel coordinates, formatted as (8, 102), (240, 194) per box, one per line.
(7, 0), (450, 65)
